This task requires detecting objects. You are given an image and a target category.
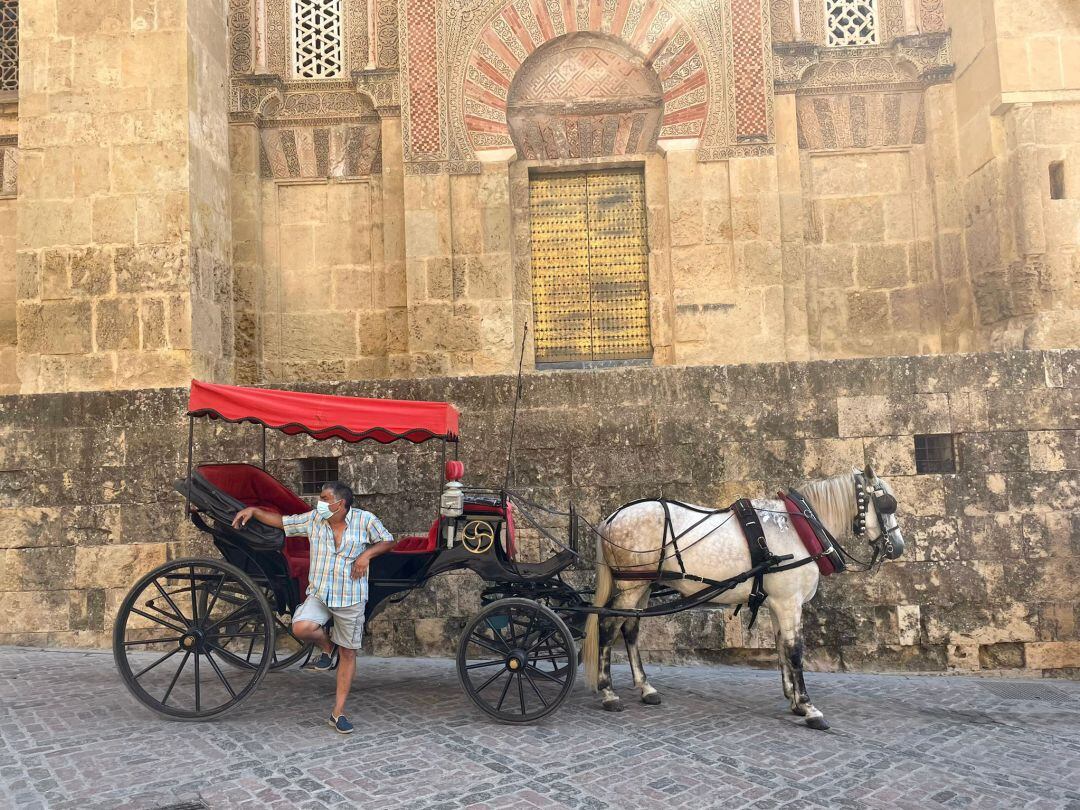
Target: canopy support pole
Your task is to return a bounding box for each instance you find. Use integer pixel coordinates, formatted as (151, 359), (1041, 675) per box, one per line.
(261, 425), (267, 470)
(184, 416), (194, 516)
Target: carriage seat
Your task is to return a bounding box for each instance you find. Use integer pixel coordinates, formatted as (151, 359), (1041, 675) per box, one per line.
(392, 518), (440, 554)
(196, 464), (311, 591)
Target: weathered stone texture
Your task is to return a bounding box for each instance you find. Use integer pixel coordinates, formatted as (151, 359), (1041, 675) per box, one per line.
(0, 350), (1075, 677)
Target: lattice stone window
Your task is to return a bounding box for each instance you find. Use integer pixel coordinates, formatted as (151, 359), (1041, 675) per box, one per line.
(0, 1), (17, 93)
(825, 0), (879, 47)
(299, 457), (339, 495)
(292, 0), (344, 79)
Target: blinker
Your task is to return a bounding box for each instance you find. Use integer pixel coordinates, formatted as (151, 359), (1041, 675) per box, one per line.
(875, 493), (897, 515)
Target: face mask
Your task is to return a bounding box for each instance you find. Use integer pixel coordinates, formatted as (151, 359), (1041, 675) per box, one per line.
(316, 499), (339, 520)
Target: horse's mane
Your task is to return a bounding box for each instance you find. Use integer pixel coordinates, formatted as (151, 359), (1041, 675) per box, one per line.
(799, 471), (856, 540)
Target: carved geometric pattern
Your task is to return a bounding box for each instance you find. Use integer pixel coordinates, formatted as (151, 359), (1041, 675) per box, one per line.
(0, 0), (17, 92)
(260, 122), (381, 177)
(0, 143), (17, 196)
(918, 0), (945, 33)
(826, 0), (879, 47)
(229, 0), (253, 73)
(293, 0), (345, 78)
(456, 0), (716, 156)
(796, 90), (924, 149)
(377, 0), (399, 67)
(731, 0), (768, 139)
(771, 0), (794, 42)
(507, 35), (663, 159)
(404, 0), (442, 155)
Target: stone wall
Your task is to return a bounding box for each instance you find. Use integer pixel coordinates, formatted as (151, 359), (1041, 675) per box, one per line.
(1, 350), (1077, 676)
(12, 0), (232, 394)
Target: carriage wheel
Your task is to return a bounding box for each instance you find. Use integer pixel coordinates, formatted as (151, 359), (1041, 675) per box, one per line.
(211, 584), (313, 672)
(456, 598), (576, 724)
(112, 558), (274, 720)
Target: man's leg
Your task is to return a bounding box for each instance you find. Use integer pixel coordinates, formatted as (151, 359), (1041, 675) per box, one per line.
(333, 647), (356, 718)
(292, 621), (333, 655)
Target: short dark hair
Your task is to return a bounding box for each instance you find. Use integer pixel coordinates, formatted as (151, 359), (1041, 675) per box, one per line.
(321, 481), (354, 511)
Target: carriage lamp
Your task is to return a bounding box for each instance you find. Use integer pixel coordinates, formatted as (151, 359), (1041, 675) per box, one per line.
(441, 460), (465, 547)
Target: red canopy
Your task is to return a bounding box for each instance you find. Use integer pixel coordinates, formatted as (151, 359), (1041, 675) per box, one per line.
(187, 380), (459, 443)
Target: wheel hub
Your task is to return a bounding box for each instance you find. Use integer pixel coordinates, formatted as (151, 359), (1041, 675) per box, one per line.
(180, 629), (204, 651)
(506, 649), (527, 671)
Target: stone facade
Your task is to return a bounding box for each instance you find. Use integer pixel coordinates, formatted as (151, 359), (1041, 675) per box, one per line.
(0, 0), (1074, 393)
(1, 350), (1077, 675)
(0, 0), (1075, 675)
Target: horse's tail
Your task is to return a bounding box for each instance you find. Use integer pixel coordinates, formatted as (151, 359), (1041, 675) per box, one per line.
(583, 526), (612, 692)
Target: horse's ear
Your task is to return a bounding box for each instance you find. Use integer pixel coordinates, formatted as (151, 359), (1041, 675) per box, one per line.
(864, 463), (876, 481)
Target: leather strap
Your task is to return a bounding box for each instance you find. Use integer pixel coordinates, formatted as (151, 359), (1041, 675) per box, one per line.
(732, 498), (772, 628)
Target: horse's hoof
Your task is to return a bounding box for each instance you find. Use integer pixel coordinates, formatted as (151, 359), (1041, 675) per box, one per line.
(602, 699), (624, 712)
(791, 705), (808, 717)
(641, 692), (662, 706)
(805, 715), (830, 731)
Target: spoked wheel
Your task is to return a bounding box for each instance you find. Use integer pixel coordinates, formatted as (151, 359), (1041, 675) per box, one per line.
(113, 558), (274, 720)
(211, 585), (313, 672)
(457, 598), (576, 724)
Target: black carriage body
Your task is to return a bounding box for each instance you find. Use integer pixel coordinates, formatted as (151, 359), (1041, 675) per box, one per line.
(177, 464), (577, 624)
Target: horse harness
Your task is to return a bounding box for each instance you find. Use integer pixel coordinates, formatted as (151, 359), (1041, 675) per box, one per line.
(607, 481), (882, 629)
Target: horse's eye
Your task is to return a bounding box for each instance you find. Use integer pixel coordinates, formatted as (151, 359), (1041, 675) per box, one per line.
(876, 494), (897, 515)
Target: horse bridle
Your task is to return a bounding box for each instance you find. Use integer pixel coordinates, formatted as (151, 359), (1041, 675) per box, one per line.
(852, 473), (904, 563)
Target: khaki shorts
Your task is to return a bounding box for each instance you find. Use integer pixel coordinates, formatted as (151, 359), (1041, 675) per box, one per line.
(293, 595), (365, 650)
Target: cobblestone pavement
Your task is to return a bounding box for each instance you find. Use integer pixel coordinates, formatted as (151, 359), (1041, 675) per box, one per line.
(3, 647), (1080, 809)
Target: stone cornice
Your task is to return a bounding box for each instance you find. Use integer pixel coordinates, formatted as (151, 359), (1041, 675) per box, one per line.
(774, 32), (953, 95)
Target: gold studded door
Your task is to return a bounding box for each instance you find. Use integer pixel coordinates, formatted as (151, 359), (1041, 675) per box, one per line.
(529, 168), (652, 363)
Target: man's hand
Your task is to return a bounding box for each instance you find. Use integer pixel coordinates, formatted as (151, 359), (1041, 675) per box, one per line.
(232, 507), (257, 529)
(351, 553), (370, 580)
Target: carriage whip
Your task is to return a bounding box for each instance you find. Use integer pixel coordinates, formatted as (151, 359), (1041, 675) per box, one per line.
(503, 323), (528, 492)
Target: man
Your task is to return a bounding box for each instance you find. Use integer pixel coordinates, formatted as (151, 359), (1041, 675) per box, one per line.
(231, 481), (397, 733)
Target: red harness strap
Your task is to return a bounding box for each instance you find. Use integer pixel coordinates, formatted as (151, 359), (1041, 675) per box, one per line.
(780, 494), (839, 576)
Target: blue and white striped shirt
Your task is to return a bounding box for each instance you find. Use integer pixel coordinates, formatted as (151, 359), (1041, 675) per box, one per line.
(282, 508), (394, 608)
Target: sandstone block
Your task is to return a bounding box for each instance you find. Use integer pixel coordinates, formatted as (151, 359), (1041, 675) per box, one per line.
(94, 297), (140, 351)
(17, 300), (93, 355)
(115, 244), (187, 294)
(3, 546), (76, 591)
(1025, 641), (1080, 670)
(0, 508), (63, 549)
(75, 543), (167, 589)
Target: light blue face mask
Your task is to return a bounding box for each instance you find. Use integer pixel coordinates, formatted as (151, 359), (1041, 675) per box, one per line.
(316, 499), (340, 520)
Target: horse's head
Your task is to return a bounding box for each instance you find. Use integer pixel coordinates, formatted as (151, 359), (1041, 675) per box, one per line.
(852, 464), (905, 562)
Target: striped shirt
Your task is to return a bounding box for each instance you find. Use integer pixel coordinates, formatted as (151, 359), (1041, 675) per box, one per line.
(282, 508), (394, 608)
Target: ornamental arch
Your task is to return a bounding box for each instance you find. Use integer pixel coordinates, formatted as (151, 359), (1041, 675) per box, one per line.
(446, 0), (725, 165)
(505, 33), (664, 161)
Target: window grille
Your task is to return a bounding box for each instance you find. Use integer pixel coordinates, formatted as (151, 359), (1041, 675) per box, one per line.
(292, 0), (344, 79)
(299, 457), (339, 495)
(914, 434), (956, 475)
(825, 0), (879, 47)
(0, 1), (17, 93)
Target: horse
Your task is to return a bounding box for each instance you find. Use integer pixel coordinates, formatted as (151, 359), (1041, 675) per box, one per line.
(581, 465), (905, 730)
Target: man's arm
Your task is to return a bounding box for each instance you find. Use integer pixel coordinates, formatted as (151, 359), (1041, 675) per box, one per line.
(350, 539), (398, 579)
(231, 506), (284, 530)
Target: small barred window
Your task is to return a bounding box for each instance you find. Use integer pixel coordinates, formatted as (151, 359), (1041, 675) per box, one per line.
(292, 0), (344, 79)
(0, 1), (17, 93)
(914, 434), (956, 475)
(825, 0), (879, 47)
(299, 457), (339, 495)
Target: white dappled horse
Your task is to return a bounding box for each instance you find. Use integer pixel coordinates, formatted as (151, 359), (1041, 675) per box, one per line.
(582, 465), (905, 730)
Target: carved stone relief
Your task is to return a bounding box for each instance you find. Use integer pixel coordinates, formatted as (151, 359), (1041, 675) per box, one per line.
(505, 33), (664, 160)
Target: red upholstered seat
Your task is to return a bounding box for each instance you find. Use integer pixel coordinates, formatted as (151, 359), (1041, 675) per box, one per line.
(392, 518), (440, 554)
(197, 464), (312, 594)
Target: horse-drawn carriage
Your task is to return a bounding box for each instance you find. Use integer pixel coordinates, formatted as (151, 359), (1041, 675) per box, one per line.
(114, 380), (905, 730)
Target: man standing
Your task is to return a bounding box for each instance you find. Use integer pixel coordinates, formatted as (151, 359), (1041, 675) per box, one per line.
(231, 481), (396, 733)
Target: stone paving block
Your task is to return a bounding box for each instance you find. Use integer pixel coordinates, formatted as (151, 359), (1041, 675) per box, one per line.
(2, 649), (1080, 809)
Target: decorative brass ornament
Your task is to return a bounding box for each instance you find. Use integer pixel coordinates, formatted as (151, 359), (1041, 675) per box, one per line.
(461, 520), (496, 554)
